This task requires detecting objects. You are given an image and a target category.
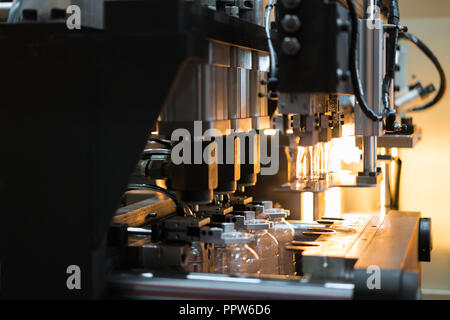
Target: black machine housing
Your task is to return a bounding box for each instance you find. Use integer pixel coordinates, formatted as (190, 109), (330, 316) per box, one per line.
(276, 0), (353, 94)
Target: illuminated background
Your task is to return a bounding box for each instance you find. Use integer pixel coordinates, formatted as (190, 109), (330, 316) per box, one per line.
(398, 0), (450, 299)
(299, 0), (450, 298)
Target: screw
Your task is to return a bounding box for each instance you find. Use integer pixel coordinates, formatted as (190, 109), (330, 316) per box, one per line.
(336, 18), (350, 32)
(336, 68), (350, 81)
(281, 14), (301, 33)
(282, 37), (301, 56)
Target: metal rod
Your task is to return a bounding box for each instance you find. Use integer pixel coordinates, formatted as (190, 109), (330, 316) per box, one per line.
(313, 192), (320, 221)
(313, 192), (325, 221)
(384, 148), (392, 208)
(363, 136), (377, 173)
(127, 227), (152, 235)
(363, 0), (376, 19)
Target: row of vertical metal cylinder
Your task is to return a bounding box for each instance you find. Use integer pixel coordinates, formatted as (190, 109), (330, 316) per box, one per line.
(159, 40), (270, 135)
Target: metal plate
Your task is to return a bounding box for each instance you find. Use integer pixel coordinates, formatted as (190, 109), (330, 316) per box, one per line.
(109, 272), (354, 300)
(274, 171), (383, 194)
(294, 213), (381, 281)
(353, 211), (421, 299)
(355, 132), (422, 149)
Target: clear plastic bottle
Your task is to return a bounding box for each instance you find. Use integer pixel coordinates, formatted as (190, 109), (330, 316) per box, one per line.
(263, 208), (296, 275)
(211, 244), (228, 274)
(314, 143), (325, 180)
(188, 241), (204, 272)
(296, 146), (306, 181)
(222, 229), (260, 276)
(298, 146), (316, 183)
(321, 142), (329, 180)
(244, 219), (279, 275)
(210, 223), (235, 274)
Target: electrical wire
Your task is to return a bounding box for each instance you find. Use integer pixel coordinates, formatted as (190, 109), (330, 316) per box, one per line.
(148, 138), (172, 149)
(142, 149), (171, 160)
(346, 0), (386, 121)
(265, 0), (277, 79)
(7, 0), (23, 23)
(382, 0), (400, 112)
(126, 183), (179, 206)
(125, 184), (198, 218)
(400, 32), (447, 112)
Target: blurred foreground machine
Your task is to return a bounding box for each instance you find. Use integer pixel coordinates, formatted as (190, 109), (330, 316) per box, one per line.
(0, 0), (441, 299)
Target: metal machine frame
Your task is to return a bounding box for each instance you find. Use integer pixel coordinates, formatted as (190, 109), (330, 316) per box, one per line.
(0, 0), (434, 300)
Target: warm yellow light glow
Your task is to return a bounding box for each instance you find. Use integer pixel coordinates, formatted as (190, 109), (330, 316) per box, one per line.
(342, 123), (354, 137)
(296, 146), (305, 179)
(286, 129), (294, 134)
(380, 161), (385, 209)
(391, 148), (398, 157)
(324, 188), (341, 218)
(263, 129), (277, 136)
(328, 124), (361, 166)
(295, 124), (365, 220)
(301, 192), (314, 222)
(379, 161), (387, 220)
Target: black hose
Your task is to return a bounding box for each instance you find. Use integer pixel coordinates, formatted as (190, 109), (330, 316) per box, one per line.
(265, 0), (278, 79)
(382, 0), (400, 112)
(125, 183), (179, 206)
(346, 0), (386, 121)
(148, 138), (172, 149)
(400, 32), (447, 112)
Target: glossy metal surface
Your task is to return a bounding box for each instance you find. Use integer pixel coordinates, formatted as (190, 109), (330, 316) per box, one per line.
(110, 272), (354, 299)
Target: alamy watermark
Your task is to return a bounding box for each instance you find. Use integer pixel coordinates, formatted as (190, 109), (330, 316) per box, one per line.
(366, 265), (381, 290)
(66, 264), (81, 290)
(66, 5), (81, 30)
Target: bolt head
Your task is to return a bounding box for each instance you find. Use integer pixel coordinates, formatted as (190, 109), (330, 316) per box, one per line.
(281, 14), (301, 33)
(281, 37), (301, 56)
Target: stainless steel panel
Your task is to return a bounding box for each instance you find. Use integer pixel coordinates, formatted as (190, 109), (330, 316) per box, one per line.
(356, 132), (422, 149)
(208, 41), (231, 67)
(353, 211), (421, 299)
(110, 272), (354, 299)
(355, 19), (384, 136)
(231, 47), (252, 70)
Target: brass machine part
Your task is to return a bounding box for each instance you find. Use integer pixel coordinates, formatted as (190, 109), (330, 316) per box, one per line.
(114, 198), (176, 227)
